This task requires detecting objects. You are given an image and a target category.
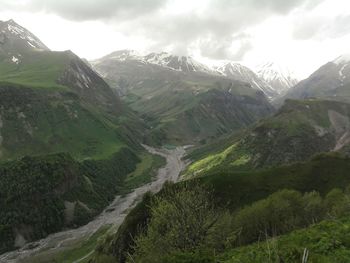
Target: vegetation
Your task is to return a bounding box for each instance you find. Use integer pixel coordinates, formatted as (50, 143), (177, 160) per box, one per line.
(220, 217), (350, 263)
(91, 153), (350, 262)
(184, 99), (350, 177)
(19, 226), (110, 263)
(117, 70), (274, 145)
(122, 154), (166, 194)
(101, 184), (350, 263)
(0, 148), (140, 253)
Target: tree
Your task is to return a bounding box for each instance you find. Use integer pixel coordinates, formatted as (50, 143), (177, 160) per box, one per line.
(129, 183), (221, 263)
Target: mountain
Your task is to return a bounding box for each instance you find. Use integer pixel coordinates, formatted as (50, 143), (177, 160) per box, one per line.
(0, 19), (49, 56)
(0, 20), (157, 252)
(93, 50), (214, 74)
(280, 55), (350, 104)
(184, 99), (350, 178)
(0, 20), (147, 160)
(144, 52), (214, 73)
(215, 62), (277, 99)
(92, 50), (275, 145)
(255, 62), (298, 97)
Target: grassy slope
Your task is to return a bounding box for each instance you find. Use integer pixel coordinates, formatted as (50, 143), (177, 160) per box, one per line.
(0, 48), (150, 160)
(0, 50), (71, 89)
(0, 82), (125, 161)
(200, 153), (350, 210)
(184, 99), (350, 178)
(220, 217), (350, 263)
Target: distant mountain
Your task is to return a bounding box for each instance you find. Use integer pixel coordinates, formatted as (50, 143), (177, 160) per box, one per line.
(215, 62), (277, 99)
(93, 50), (214, 74)
(184, 99), (350, 178)
(280, 55), (350, 104)
(144, 52), (214, 73)
(255, 62), (298, 96)
(93, 50), (292, 100)
(92, 50), (274, 145)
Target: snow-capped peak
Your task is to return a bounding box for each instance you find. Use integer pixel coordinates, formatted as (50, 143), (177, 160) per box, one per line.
(144, 52), (213, 73)
(333, 54), (350, 65)
(0, 19), (49, 51)
(215, 61), (253, 77)
(106, 49), (142, 61)
(214, 61), (277, 98)
(254, 62), (298, 94)
(97, 50), (213, 73)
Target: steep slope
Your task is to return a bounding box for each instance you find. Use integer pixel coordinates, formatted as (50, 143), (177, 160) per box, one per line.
(280, 55), (350, 105)
(255, 62), (298, 97)
(184, 99), (350, 177)
(0, 19), (49, 56)
(0, 20), (147, 160)
(215, 62), (276, 99)
(0, 20), (154, 253)
(92, 50), (274, 145)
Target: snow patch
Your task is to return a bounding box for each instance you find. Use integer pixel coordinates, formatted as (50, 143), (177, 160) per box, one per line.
(339, 63), (348, 86)
(27, 41), (35, 48)
(11, 55), (19, 64)
(333, 54), (350, 65)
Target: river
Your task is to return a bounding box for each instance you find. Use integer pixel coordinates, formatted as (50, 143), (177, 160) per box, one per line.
(0, 145), (188, 263)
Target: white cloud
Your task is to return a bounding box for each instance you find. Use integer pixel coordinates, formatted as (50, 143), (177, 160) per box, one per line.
(0, 0), (350, 79)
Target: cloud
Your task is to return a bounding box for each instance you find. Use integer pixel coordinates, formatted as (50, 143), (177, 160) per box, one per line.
(1, 0), (166, 21)
(199, 33), (253, 60)
(120, 0), (322, 58)
(0, 0), (325, 59)
(293, 14), (350, 40)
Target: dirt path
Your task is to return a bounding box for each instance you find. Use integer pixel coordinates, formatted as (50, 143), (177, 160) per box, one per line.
(0, 145), (187, 263)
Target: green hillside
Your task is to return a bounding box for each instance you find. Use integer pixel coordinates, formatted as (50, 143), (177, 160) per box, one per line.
(91, 153), (350, 262)
(0, 20), (160, 255)
(184, 99), (350, 178)
(220, 217), (350, 263)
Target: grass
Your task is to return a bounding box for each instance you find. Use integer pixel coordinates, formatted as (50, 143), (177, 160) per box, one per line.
(0, 50), (72, 89)
(184, 99), (350, 176)
(199, 153), (350, 210)
(219, 217), (350, 263)
(183, 144), (238, 179)
(122, 153), (166, 193)
(20, 226), (111, 263)
(0, 82), (127, 161)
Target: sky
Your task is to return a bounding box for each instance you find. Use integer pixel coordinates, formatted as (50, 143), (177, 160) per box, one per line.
(0, 0), (350, 79)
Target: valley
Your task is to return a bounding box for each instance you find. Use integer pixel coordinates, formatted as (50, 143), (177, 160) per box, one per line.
(0, 145), (187, 263)
(1, 6), (350, 262)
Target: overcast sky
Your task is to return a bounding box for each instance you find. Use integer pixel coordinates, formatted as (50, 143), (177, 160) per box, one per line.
(0, 0), (350, 79)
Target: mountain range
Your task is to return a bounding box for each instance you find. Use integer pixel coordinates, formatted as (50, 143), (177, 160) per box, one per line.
(92, 50), (275, 145)
(92, 50), (298, 100)
(2, 18), (350, 263)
